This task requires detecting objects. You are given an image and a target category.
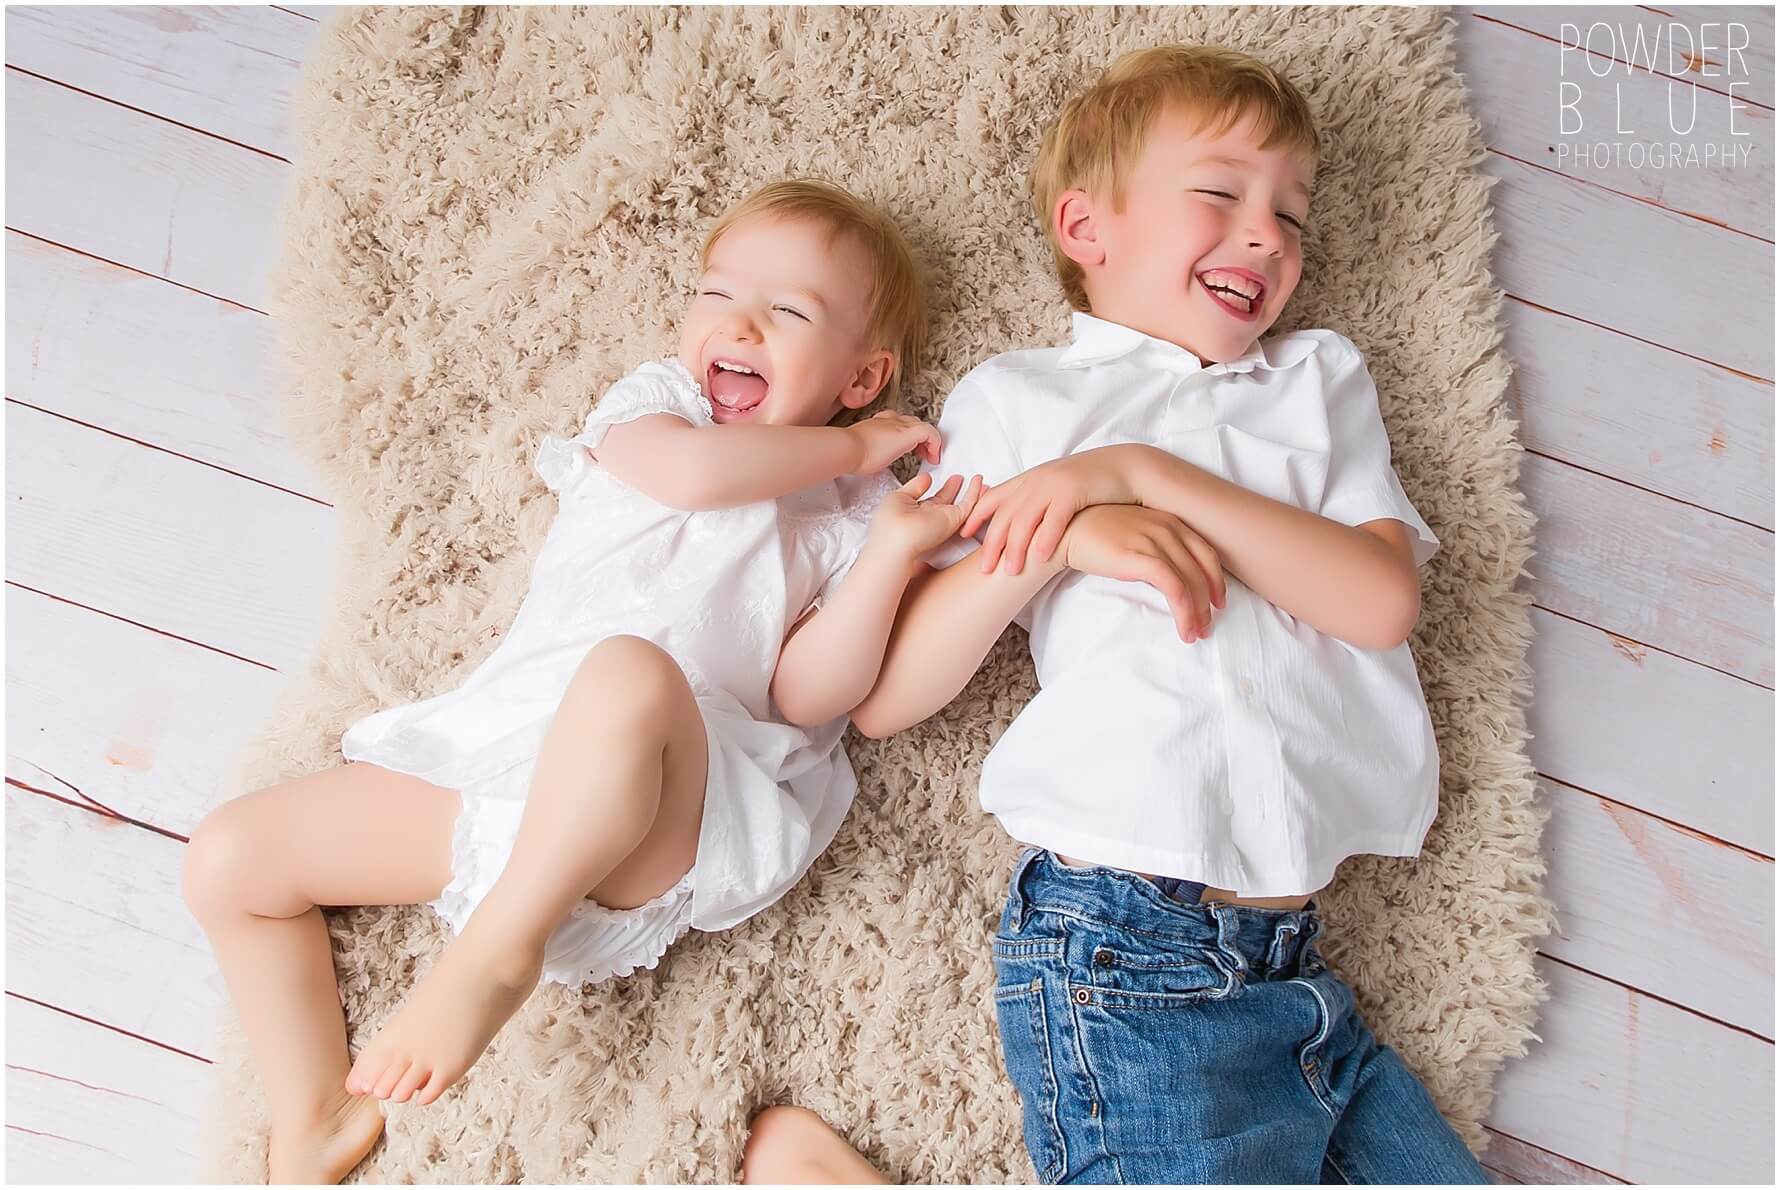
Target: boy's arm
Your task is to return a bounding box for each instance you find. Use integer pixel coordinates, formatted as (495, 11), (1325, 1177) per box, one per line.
(964, 445), (1419, 651)
(595, 412), (939, 511)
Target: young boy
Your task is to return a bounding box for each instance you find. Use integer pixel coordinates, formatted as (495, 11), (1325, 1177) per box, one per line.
(745, 45), (1490, 1185)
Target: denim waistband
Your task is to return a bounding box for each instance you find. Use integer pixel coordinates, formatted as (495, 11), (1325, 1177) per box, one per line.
(1005, 848), (1323, 976)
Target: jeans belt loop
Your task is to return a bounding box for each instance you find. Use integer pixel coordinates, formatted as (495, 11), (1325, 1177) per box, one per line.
(1212, 904), (1248, 976)
(1012, 847), (1043, 931)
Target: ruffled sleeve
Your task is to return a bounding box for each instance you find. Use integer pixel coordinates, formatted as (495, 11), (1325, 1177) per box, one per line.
(808, 469), (902, 612)
(535, 358), (714, 494)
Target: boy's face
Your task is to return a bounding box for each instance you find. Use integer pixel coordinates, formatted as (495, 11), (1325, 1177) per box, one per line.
(1063, 105), (1315, 362)
(678, 215), (891, 426)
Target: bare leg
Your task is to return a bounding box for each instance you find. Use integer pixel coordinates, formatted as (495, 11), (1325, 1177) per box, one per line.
(742, 1106), (891, 1184)
(182, 762), (459, 1183)
(346, 635), (709, 1106)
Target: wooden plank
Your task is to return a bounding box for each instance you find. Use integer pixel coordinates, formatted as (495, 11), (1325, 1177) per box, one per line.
(1468, 5), (1775, 109)
(3, 68), (287, 309)
(4, 996), (207, 1184)
(1539, 778), (1773, 1035)
(1487, 958), (1774, 1183)
(5, 786), (218, 1059)
(5, 232), (327, 499)
(3, 5), (318, 159)
(1519, 454), (1774, 687)
(1483, 149), (1774, 378)
(1526, 608), (1773, 852)
(1454, 10), (1773, 236)
(1482, 1128), (1628, 1184)
(1504, 298), (1773, 529)
(5, 585), (293, 837)
(5, 402), (337, 672)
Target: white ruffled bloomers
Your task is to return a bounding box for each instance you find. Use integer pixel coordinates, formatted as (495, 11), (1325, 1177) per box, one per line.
(432, 790), (697, 986)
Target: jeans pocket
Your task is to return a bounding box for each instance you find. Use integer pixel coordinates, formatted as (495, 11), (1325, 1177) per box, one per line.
(1079, 938), (1238, 1008)
(993, 976), (1067, 1182)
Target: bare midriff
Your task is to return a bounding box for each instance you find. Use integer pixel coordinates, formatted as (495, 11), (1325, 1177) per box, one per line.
(1056, 854), (1316, 911)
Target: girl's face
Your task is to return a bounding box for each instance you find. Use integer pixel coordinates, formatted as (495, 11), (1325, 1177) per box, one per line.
(1067, 107), (1315, 362)
(678, 216), (892, 426)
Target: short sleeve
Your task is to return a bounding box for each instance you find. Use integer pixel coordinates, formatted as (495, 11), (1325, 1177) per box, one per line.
(1317, 340), (1440, 568)
(915, 376), (1026, 570)
(535, 359), (714, 493)
(806, 470), (901, 613)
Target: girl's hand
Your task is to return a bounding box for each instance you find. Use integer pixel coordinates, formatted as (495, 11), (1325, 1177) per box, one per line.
(867, 472), (986, 561)
(846, 411), (942, 473)
(961, 445), (1154, 575)
(1059, 505), (1226, 643)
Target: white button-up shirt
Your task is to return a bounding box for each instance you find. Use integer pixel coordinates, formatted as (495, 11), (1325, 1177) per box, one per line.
(920, 313), (1442, 897)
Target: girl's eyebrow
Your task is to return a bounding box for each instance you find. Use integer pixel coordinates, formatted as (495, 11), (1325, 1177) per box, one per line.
(699, 272), (830, 313)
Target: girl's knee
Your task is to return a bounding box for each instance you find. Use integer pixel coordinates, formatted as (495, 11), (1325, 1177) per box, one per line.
(577, 635), (690, 719)
(182, 797), (289, 920)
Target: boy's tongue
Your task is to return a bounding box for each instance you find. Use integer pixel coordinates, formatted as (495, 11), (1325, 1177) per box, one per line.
(709, 368), (769, 411)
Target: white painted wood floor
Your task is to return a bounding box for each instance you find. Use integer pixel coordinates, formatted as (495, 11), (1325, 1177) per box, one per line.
(4, 5), (1773, 1184)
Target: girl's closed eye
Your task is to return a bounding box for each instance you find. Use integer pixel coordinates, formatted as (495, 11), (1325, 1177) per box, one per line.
(774, 305), (811, 323)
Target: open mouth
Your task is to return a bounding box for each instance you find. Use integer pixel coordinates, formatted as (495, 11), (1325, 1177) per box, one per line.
(706, 358), (770, 418)
(1196, 269), (1265, 320)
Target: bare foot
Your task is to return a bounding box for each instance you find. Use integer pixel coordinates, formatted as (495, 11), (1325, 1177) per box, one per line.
(742, 1105), (890, 1184)
(344, 929), (542, 1106)
(268, 1087), (385, 1184)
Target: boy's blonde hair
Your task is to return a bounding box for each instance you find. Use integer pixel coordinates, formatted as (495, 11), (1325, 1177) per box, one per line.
(702, 179), (926, 409)
(1032, 46), (1322, 312)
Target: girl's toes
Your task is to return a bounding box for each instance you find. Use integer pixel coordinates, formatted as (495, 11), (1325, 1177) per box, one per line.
(390, 1062), (430, 1103)
(371, 1058), (411, 1101)
(416, 1070), (449, 1106)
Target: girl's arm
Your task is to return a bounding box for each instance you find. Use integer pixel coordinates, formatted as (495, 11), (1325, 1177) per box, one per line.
(770, 542), (926, 728)
(850, 503), (1225, 738)
(770, 474), (981, 728)
(594, 412), (940, 511)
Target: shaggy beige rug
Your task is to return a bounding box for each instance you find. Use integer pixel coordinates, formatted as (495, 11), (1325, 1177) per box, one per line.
(202, 4), (1550, 1182)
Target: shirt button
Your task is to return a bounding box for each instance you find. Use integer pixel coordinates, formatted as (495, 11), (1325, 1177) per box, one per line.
(1237, 676), (1258, 700)
(1220, 794), (1236, 817)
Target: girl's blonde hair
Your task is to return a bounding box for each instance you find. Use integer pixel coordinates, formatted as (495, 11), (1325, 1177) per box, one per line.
(701, 179), (926, 409)
(1031, 46), (1322, 312)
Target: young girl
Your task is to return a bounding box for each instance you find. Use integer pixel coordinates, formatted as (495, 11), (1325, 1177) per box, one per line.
(182, 179), (983, 1184)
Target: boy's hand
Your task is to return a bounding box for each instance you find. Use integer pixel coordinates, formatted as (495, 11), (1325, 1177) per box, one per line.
(962, 445), (1155, 574)
(867, 472), (985, 561)
(1060, 505), (1226, 643)
(846, 411), (942, 473)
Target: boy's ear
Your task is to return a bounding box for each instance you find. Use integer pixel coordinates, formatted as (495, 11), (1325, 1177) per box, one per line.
(1054, 189), (1106, 268)
(839, 349), (895, 410)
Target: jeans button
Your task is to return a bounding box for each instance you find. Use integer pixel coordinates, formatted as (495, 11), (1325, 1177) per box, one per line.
(1074, 988), (1091, 1005)
(1094, 949), (1113, 966)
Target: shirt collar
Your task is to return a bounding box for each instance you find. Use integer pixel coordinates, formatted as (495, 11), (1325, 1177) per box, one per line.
(1056, 311), (1323, 376)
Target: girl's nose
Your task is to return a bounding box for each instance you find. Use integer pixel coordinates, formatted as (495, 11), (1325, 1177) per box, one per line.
(722, 309), (764, 342)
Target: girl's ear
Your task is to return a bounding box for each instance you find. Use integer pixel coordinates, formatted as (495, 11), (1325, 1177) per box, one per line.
(839, 350), (895, 410)
(1055, 190), (1105, 268)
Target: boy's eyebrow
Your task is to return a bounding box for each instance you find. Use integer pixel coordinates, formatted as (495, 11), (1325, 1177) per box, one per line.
(1193, 154), (1314, 200)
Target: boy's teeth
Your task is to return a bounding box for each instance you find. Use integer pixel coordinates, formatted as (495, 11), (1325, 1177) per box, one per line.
(715, 361), (756, 374)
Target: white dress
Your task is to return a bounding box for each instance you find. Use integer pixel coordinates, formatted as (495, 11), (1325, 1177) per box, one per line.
(340, 358), (897, 985)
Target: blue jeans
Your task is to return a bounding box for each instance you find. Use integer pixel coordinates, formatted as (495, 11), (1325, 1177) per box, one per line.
(992, 849), (1490, 1185)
